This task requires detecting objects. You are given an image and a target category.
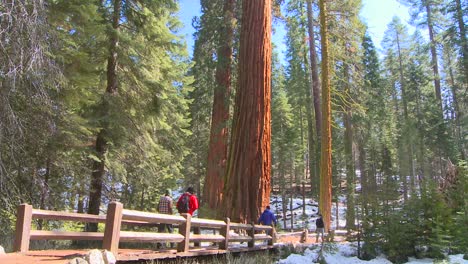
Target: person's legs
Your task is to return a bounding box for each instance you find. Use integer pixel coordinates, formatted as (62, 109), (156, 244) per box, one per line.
(167, 224), (175, 248)
(316, 228), (324, 243)
(157, 223), (166, 249)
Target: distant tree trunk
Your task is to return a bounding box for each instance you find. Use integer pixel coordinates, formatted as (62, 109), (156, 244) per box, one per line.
(446, 49), (465, 160)
(290, 166), (294, 231)
(344, 64), (355, 231)
(302, 51), (316, 198)
(87, 0), (120, 232)
(425, 2), (442, 110)
(318, 0), (332, 231)
(77, 191), (85, 214)
(223, 0), (272, 224)
(395, 32), (411, 201)
(204, 0), (235, 216)
(306, 0), (321, 197)
(455, 0), (468, 82)
(281, 189), (287, 229)
(38, 158), (51, 230)
(357, 139), (368, 215)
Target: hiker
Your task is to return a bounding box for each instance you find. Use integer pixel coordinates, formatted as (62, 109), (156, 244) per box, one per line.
(258, 205), (277, 226)
(258, 205), (277, 239)
(177, 187), (199, 216)
(315, 214), (325, 243)
(157, 189), (174, 248)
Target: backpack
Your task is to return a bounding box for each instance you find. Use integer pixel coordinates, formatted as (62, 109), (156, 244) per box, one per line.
(177, 193), (190, 213)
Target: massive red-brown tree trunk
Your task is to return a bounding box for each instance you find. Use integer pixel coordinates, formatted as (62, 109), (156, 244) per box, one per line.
(87, 0), (120, 232)
(222, 0), (272, 224)
(204, 0), (235, 216)
(318, 0), (332, 231)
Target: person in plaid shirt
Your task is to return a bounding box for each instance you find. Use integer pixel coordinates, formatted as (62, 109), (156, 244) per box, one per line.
(157, 189), (173, 248)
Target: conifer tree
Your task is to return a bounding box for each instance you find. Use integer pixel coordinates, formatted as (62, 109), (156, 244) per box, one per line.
(400, 0), (444, 111)
(306, 0), (321, 196)
(185, 1), (220, 200)
(204, 0), (236, 215)
(382, 16), (413, 201)
(318, 0), (332, 231)
(223, 0), (272, 223)
(284, 0), (311, 197)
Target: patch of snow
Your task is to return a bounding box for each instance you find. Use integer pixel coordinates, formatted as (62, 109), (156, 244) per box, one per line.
(448, 255), (468, 264)
(277, 243), (468, 264)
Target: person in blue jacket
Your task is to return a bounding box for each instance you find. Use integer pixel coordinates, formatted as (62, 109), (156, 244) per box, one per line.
(258, 205), (277, 226)
(258, 205), (277, 239)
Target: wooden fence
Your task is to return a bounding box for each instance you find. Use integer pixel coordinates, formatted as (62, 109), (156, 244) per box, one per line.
(14, 202), (274, 255)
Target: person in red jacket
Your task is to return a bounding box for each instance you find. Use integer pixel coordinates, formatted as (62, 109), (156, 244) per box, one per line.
(177, 187), (199, 216)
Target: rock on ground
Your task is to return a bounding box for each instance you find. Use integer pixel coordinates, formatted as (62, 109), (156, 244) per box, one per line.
(85, 249), (104, 264)
(67, 257), (88, 264)
(102, 250), (116, 264)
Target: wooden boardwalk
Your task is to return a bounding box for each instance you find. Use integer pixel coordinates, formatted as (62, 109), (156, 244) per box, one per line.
(1, 245), (277, 264)
(7, 202), (277, 263)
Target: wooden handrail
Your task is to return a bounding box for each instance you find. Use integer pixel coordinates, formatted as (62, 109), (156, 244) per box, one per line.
(191, 218), (226, 229)
(32, 209), (106, 223)
(119, 231), (184, 242)
(30, 230), (104, 240)
(14, 203), (274, 255)
(32, 208), (158, 226)
(122, 209), (186, 224)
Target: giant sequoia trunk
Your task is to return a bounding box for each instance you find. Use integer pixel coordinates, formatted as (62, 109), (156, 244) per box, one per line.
(222, 0), (272, 224)
(306, 0), (322, 196)
(204, 0), (235, 215)
(87, 0), (120, 232)
(318, 0), (332, 231)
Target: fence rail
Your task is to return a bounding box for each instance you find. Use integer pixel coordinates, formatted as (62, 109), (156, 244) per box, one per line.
(14, 202), (274, 255)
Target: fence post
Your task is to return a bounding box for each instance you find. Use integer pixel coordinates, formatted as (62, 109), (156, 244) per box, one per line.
(219, 217), (230, 250)
(247, 222), (255, 248)
(268, 225), (275, 246)
(103, 202), (123, 256)
(193, 226), (201, 247)
(14, 204), (32, 253)
(177, 213), (191, 253)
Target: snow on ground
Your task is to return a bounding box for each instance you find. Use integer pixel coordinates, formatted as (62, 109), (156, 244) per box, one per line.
(272, 195), (347, 231)
(277, 243), (468, 264)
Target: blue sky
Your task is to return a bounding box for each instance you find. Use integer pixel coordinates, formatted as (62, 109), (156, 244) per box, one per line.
(176, 0), (411, 59)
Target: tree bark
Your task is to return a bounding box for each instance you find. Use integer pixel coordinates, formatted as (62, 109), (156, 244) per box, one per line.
(446, 49), (465, 160)
(306, 0), (322, 142)
(38, 158), (51, 230)
(204, 0), (235, 216)
(306, 0), (322, 197)
(223, 0), (272, 224)
(87, 0), (120, 232)
(344, 64), (355, 231)
(318, 0), (332, 231)
(455, 0), (468, 83)
(395, 30), (411, 201)
(302, 49), (316, 198)
(425, 2), (442, 110)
